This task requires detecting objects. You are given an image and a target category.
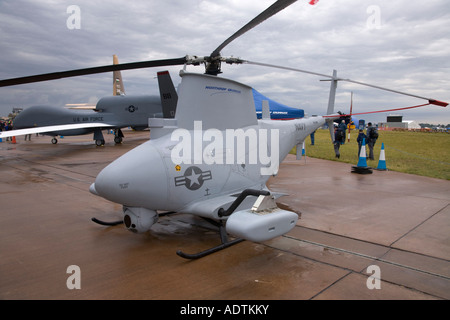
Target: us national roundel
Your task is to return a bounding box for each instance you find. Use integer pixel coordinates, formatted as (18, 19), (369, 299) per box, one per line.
(174, 166), (212, 191)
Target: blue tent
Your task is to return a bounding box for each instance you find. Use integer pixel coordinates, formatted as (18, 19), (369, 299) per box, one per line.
(252, 89), (304, 120)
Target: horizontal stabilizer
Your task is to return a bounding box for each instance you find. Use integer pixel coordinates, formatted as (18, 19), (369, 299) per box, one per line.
(65, 103), (96, 109)
(0, 123), (114, 138)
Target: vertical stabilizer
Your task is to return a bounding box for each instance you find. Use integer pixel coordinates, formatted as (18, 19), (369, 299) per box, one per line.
(175, 71), (257, 130)
(113, 55), (125, 96)
(157, 71), (178, 118)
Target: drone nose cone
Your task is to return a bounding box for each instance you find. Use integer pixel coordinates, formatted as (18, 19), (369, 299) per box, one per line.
(92, 141), (168, 208)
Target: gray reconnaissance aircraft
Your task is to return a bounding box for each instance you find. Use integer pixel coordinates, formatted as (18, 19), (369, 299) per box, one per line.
(2, 67), (177, 146)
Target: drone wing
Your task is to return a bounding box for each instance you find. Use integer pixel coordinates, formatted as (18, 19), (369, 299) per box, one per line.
(180, 190), (296, 243)
(0, 123), (114, 138)
(179, 193), (253, 219)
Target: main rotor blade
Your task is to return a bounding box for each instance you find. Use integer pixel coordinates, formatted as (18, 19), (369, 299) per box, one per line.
(339, 78), (447, 106)
(0, 57), (187, 87)
(245, 60), (448, 107)
(210, 0), (298, 57)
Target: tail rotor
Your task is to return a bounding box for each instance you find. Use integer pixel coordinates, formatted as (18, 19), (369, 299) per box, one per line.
(325, 69), (338, 142)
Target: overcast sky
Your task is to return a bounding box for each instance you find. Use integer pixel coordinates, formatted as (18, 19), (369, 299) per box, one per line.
(1, 0), (449, 124)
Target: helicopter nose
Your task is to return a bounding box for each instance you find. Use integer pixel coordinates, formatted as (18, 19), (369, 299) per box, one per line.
(90, 141), (168, 208)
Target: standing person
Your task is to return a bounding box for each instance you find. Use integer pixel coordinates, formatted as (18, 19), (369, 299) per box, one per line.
(366, 122), (378, 160)
(338, 120), (347, 144)
(356, 129), (367, 157)
(334, 126), (342, 159)
(310, 130), (316, 145)
(4, 121), (10, 141)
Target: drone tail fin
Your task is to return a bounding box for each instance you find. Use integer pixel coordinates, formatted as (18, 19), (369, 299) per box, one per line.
(175, 71), (257, 130)
(113, 55), (125, 96)
(157, 71), (178, 118)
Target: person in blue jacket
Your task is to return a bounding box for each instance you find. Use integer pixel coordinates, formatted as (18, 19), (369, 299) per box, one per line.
(356, 129), (367, 157)
(334, 126), (343, 158)
(338, 120), (347, 144)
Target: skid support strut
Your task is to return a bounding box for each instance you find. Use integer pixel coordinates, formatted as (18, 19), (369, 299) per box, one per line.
(176, 189), (270, 260)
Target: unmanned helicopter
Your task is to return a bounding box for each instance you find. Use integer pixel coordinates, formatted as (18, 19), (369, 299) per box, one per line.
(0, 0), (446, 259)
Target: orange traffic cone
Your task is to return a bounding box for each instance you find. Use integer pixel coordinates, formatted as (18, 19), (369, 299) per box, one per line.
(12, 136), (16, 144)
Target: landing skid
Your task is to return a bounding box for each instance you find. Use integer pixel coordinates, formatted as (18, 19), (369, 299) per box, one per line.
(91, 217), (123, 226)
(92, 215), (244, 259)
(91, 188), (270, 260)
(176, 219), (244, 260)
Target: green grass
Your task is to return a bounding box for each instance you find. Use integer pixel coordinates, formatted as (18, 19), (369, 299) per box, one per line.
(293, 129), (450, 180)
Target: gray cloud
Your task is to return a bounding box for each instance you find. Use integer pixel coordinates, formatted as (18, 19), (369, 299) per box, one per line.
(1, 0), (449, 124)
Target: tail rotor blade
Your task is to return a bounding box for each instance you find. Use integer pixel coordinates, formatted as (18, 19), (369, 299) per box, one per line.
(327, 69), (338, 115)
(327, 119), (335, 143)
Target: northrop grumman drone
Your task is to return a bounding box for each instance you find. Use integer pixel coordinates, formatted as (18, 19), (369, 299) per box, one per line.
(1, 57), (178, 146)
(0, 0), (447, 259)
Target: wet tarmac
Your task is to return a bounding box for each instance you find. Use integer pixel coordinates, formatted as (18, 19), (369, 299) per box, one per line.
(0, 130), (449, 300)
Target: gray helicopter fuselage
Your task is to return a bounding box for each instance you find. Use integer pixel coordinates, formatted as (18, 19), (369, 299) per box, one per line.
(91, 116), (325, 219)
(89, 72), (335, 235)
